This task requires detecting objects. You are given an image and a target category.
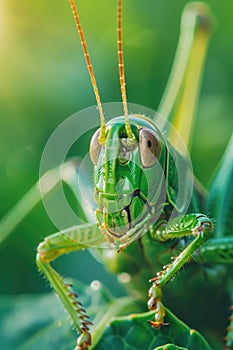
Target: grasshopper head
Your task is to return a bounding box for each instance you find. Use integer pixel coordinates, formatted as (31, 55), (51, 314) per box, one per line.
(90, 115), (167, 244)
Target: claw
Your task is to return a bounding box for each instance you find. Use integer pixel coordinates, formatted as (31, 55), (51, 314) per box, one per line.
(76, 332), (91, 350)
(148, 320), (169, 328)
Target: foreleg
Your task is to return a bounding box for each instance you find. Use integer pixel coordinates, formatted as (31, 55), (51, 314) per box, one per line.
(36, 223), (105, 350)
(148, 213), (213, 327)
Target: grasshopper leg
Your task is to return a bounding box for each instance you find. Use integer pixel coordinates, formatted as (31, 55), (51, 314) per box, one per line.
(36, 223), (105, 350)
(148, 213), (213, 328)
(197, 237), (233, 265)
(196, 236), (233, 348)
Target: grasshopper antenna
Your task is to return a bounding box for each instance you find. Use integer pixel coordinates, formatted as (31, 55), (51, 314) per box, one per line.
(117, 0), (136, 145)
(69, 0), (106, 144)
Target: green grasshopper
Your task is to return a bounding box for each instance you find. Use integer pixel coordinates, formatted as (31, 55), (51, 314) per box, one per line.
(1, 1), (233, 349)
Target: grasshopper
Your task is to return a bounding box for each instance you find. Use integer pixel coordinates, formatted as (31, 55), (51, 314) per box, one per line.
(0, 1), (233, 349)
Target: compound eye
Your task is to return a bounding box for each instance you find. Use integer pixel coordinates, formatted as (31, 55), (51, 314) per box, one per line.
(90, 128), (101, 165)
(139, 128), (161, 168)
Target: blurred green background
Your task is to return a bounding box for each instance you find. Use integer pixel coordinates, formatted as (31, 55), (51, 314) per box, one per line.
(0, 0), (232, 298)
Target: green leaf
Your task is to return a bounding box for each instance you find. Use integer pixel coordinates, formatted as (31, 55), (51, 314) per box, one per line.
(95, 309), (212, 350)
(154, 346), (187, 350)
(0, 281), (211, 350)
